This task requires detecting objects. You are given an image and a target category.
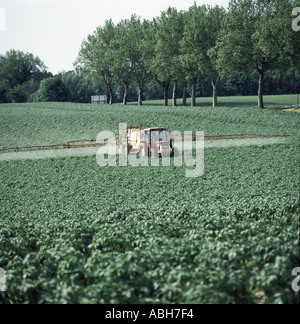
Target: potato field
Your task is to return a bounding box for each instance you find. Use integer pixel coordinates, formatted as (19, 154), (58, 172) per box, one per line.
(0, 98), (299, 304)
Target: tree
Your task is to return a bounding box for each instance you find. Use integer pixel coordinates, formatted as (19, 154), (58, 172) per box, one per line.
(61, 71), (103, 103)
(112, 15), (154, 106)
(215, 0), (299, 109)
(205, 6), (226, 107)
(33, 76), (71, 102)
(0, 50), (49, 103)
(180, 4), (226, 107)
(0, 79), (10, 103)
(180, 6), (204, 107)
(75, 20), (117, 105)
(130, 17), (153, 106)
(150, 8), (185, 107)
(8, 80), (38, 103)
(112, 18), (136, 105)
(75, 17), (153, 106)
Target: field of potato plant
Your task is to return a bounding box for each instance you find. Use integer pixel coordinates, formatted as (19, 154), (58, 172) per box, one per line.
(0, 99), (299, 304)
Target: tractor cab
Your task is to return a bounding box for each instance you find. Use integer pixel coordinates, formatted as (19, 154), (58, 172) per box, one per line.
(141, 127), (176, 158)
(123, 125), (178, 158)
(144, 128), (170, 144)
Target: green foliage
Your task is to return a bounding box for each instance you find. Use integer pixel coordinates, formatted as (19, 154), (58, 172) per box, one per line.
(150, 8), (184, 94)
(76, 16), (153, 106)
(215, 0), (300, 107)
(0, 143), (298, 304)
(60, 71), (104, 103)
(0, 50), (50, 103)
(0, 97), (299, 150)
(75, 19), (118, 104)
(180, 5), (224, 82)
(74, 2), (296, 107)
(0, 97), (298, 153)
(74, 1), (300, 107)
(7, 84), (28, 104)
(0, 101), (299, 304)
(1, 2), (299, 105)
(114, 15), (153, 105)
(33, 77), (72, 102)
(7, 80), (39, 103)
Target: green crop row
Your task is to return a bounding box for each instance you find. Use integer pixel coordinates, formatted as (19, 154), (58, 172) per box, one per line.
(0, 142), (299, 304)
(0, 100), (299, 150)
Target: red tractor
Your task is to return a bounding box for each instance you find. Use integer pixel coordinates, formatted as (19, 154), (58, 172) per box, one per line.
(122, 126), (179, 158)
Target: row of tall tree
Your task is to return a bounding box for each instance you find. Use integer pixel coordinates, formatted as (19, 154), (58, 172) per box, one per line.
(1, 51), (298, 103)
(76, 0), (300, 108)
(116, 70), (300, 101)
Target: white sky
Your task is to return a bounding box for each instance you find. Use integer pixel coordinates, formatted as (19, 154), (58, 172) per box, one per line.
(0, 0), (229, 74)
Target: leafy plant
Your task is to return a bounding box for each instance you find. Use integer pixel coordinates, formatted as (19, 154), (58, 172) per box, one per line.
(0, 101), (299, 304)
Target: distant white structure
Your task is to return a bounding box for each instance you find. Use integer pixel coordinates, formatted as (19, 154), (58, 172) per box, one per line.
(91, 95), (107, 104)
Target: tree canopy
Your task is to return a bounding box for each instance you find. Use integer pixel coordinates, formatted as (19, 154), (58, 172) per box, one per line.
(75, 1), (299, 108)
(1, 1), (299, 106)
(0, 50), (49, 103)
(215, 0), (300, 108)
(32, 76), (71, 102)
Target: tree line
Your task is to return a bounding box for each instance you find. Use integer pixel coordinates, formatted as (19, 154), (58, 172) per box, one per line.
(76, 0), (300, 108)
(1, 49), (298, 105)
(0, 0), (299, 108)
(0, 51), (103, 104)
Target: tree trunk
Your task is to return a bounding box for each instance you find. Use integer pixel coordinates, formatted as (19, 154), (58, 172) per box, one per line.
(108, 83), (114, 105)
(182, 81), (187, 106)
(164, 82), (170, 107)
(138, 86), (143, 106)
(258, 71), (265, 109)
(123, 82), (129, 105)
(172, 81), (177, 107)
(191, 77), (197, 107)
(212, 79), (219, 107)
